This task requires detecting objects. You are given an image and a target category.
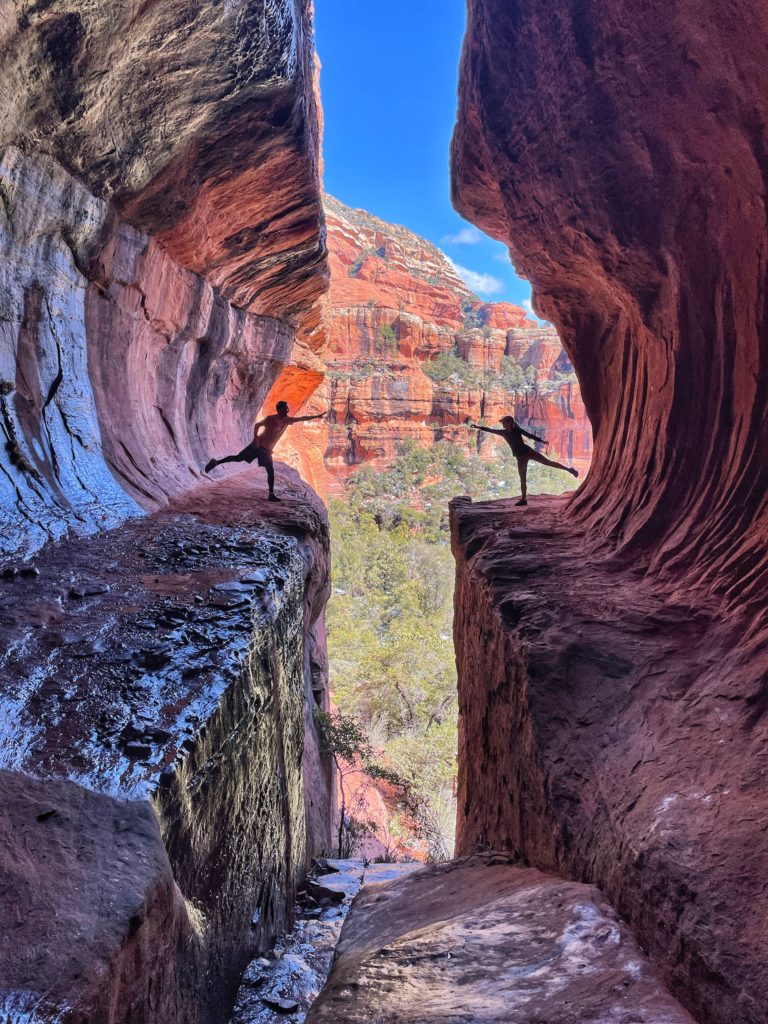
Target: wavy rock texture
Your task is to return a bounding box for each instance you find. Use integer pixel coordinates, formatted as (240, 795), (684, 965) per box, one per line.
(321, 197), (592, 491)
(0, 0), (327, 558)
(451, 4), (768, 1021)
(0, 471), (332, 1023)
(452, 0), (768, 605)
(306, 856), (695, 1024)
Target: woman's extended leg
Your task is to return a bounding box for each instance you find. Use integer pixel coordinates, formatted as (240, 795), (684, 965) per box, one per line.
(515, 456), (528, 506)
(528, 448), (579, 477)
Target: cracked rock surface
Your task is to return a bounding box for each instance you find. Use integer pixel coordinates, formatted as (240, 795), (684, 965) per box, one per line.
(305, 854), (694, 1023)
(0, 468), (332, 1024)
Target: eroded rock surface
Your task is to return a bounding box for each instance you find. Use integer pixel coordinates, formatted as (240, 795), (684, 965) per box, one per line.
(451, 497), (768, 1024)
(451, 4), (768, 1021)
(0, 469), (333, 1023)
(452, 0), (768, 602)
(305, 854), (694, 1023)
(0, 0), (327, 559)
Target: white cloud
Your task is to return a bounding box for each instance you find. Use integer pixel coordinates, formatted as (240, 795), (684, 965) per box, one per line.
(493, 250), (511, 263)
(442, 226), (483, 246)
(449, 260), (504, 296)
(522, 299), (535, 316)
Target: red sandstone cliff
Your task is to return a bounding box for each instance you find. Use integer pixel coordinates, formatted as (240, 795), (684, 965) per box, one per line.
(0, 1), (328, 557)
(451, 2), (768, 1022)
(0, 6), (333, 1021)
(320, 196), (592, 490)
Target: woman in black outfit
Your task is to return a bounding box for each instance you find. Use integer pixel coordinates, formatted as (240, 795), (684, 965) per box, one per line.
(470, 415), (578, 506)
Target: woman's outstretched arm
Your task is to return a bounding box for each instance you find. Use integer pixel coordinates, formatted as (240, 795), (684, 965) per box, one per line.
(469, 423), (506, 436)
(520, 426), (545, 443)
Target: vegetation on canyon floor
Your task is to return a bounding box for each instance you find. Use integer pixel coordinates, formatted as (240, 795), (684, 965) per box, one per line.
(326, 440), (577, 860)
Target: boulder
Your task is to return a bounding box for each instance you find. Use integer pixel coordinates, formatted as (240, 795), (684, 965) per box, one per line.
(306, 855), (695, 1023)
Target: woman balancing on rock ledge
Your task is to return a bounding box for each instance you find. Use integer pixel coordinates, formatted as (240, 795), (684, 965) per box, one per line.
(468, 415), (579, 506)
(204, 400), (326, 502)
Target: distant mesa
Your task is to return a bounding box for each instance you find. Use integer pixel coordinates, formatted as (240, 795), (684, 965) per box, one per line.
(317, 196), (592, 491)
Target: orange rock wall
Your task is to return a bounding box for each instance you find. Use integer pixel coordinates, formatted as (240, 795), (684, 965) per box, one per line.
(0, 1), (328, 555)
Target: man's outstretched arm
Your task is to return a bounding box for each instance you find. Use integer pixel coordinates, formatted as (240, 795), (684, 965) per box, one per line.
(288, 412), (327, 423)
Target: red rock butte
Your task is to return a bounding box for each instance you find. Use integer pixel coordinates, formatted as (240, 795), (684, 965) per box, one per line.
(450, 2), (768, 1022)
(314, 195), (592, 492)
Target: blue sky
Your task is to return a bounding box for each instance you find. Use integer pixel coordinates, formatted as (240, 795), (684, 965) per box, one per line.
(314, 0), (536, 313)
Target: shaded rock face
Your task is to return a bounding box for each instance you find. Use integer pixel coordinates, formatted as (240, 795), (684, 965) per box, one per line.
(451, 4), (768, 1021)
(321, 196), (592, 491)
(0, 471), (333, 1023)
(0, 0), (327, 558)
(1, 0), (326, 332)
(452, 0), (768, 602)
(305, 855), (695, 1023)
(450, 497), (768, 1024)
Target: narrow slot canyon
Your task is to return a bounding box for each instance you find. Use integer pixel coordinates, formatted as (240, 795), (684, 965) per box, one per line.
(0, 2), (766, 1024)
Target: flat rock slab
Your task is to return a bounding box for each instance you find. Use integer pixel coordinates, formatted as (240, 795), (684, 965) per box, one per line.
(0, 468), (325, 796)
(362, 862), (424, 886)
(305, 855), (695, 1024)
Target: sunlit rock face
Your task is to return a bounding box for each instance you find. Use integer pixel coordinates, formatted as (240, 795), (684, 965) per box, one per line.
(452, 3), (768, 1021)
(321, 196), (592, 491)
(0, 0), (327, 557)
(0, 472), (333, 1023)
(306, 855), (695, 1024)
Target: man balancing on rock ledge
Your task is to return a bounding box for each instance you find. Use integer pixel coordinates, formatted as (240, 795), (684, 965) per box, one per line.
(204, 400), (326, 502)
(468, 415), (579, 506)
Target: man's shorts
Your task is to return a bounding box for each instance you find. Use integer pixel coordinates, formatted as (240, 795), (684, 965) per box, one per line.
(240, 443), (273, 468)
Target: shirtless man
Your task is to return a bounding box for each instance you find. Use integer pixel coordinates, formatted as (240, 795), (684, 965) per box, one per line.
(204, 401), (326, 501)
(470, 415), (578, 506)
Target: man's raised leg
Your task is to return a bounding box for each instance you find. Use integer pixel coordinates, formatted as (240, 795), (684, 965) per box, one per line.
(204, 446), (254, 474)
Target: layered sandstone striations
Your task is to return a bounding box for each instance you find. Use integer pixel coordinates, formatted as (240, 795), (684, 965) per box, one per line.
(452, 4), (768, 1020)
(0, 1), (327, 558)
(0, 470), (332, 1023)
(306, 855), (695, 1023)
(321, 196), (591, 489)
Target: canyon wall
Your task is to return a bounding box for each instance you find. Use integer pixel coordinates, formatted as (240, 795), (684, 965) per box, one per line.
(320, 196), (592, 491)
(0, 4), (334, 1020)
(0, 0), (328, 558)
(451, 2), (768, 1023)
